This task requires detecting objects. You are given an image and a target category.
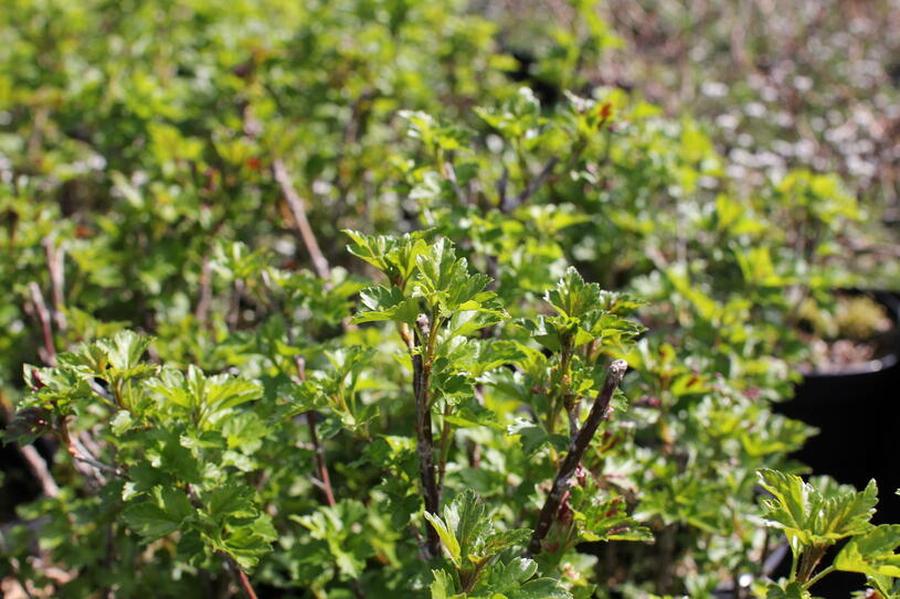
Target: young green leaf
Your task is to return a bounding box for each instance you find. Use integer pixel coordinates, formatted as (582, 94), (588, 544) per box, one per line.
(834, 524), (900, 577)
(757, 469), (877, 548)
(123, 486), (194, 541)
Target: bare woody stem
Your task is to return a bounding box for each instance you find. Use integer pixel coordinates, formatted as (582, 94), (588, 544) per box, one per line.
(42, 237), (67, 333)
(527, 359), (628, 556)
(513, 156), (559, 208)
(18, 444), (60, 498)
(272, 160), (340, 509)
(412, 313), (441, 558)
(56, 414), (115, 484)
(272, 158), (331, 280)
(27, 282), (57, 366)
(294, 356), (336, 507)
(223, 554), (259, 599)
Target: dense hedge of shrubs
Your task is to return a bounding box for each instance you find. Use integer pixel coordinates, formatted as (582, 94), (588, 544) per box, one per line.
(1, 1), (897, 597)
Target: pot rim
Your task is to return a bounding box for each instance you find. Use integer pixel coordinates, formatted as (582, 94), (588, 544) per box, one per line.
(802, 288), (900, 378)
(800, 351), (898, 378)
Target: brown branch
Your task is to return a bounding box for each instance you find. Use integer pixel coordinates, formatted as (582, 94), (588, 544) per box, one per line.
(443, 161), (467, 205)
(16, 290), (112, 492)
(294, 356), (336, 508)
(42, 238), (67, 333)
(527, 359), (628, 556)
(227, 278), (245, 331)
(305, 411), (336, 507)
(55, 414), (116, 485)
(412, 313), (440, 558)
(272, 158), (330, 280)
(514, 156), (559, 208)
(18, 444), (60, 498)
(224, 554), (259, 599)
(27, 282), (56, 366)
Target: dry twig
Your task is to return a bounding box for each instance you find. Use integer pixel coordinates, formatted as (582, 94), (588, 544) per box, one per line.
(527, 360), (628, 556)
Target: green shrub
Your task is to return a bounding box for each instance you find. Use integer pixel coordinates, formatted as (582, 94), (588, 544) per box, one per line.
(1, 1), (896, 597)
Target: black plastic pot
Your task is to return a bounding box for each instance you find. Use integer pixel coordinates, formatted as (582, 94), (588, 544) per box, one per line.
(772, 291), (900, 595)
(776, 291), (900, 519)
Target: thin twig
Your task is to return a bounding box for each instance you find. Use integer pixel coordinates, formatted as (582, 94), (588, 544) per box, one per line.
(72, 452), (119, 475)
(305, 411), (336, 507)
(42, 237), (67, 333)
(19, 444), (60, 498)
(224, 554), (259, 599)
(227, 279), (245, 331)
(27, 282), (57, 366)
(443, 161), (468, 205)
(513, 156), (559, 208)
(294, 356), (337, 508)
(56, 415), (111, 484)
(527, 360), (627, 556)
(272, 158), (330, 280)
(272, 293), (340, 513)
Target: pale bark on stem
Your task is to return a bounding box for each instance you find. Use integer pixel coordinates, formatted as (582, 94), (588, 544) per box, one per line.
(13, 286), (63, 498)
(442, 161), (467, 205)
(227, 279), (245, 331)
(57, 415), (112, 484)
(527, 359), (628, 556)
(306, 411), (336, 507)
(27, 282), (56, 367)
(274, 158), (354, 344)
(272, 158), (330, 280)
(18, 444), (59, 498)
(42, 238), (67, 333)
